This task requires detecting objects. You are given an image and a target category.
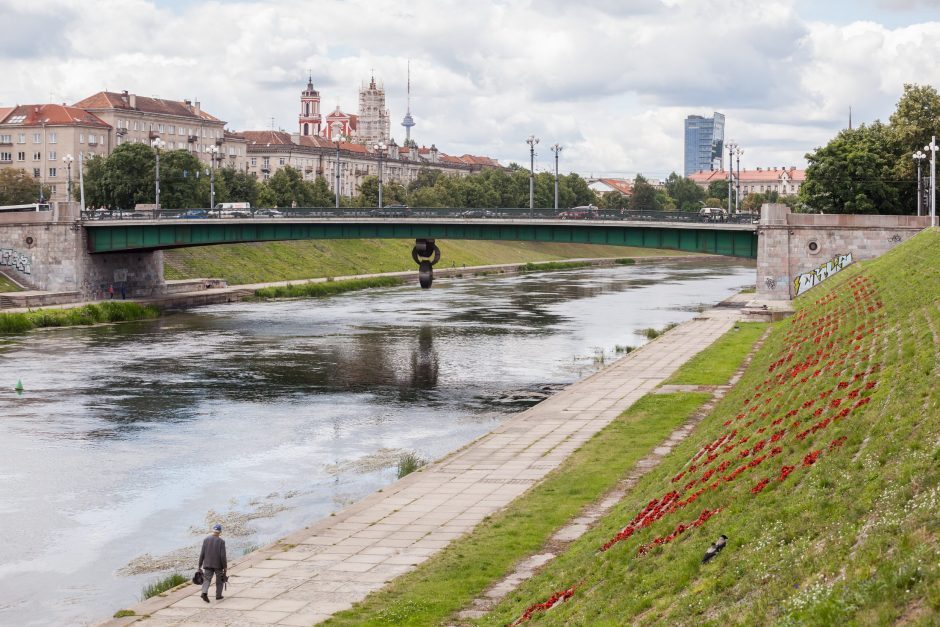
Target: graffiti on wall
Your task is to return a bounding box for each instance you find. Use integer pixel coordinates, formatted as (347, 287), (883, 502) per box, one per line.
(793, 253), (853, 297)
(0, 248), (31, 275)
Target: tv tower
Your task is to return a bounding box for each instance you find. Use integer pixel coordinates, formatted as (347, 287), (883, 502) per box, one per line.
(401, 60), (416, 146)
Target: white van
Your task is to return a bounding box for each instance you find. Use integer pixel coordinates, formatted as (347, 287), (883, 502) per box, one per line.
(698, 207), (727, 222)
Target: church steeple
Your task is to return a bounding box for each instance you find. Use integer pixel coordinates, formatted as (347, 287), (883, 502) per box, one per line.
(299, 73), (322, 137)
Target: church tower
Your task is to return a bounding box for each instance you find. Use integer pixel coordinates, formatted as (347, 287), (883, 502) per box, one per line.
(299, 75), (322, 137)
(357, 74), (390, 146)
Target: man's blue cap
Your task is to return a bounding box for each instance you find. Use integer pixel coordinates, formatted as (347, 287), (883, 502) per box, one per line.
(213, 523), (222, 532)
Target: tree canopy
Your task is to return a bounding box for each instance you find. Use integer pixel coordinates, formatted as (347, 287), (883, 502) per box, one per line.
(0, 168), (51, 205)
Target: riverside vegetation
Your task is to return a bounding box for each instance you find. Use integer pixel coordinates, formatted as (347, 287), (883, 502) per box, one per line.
(0, 302), (159, 334)
(327, 229), (940, 625)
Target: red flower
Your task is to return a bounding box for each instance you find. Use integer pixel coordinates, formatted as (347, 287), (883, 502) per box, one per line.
(751, 478), (771, 494)
(778, 465), (795, 481)
(802, 450), (822, 467)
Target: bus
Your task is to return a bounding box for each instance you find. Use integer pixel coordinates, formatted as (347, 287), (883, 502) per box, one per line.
(0, 203), (52, 213)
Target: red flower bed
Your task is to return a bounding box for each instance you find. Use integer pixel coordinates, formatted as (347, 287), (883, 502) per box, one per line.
(510, 585), (577, 625)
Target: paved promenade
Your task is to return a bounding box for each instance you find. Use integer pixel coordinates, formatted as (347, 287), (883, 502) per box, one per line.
(109, 303), (745, 626)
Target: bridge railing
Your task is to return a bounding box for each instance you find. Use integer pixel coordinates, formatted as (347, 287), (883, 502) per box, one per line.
(81, 207), (759, 225)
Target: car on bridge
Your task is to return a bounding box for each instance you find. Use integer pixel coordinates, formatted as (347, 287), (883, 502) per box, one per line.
(371, 204), (411, 218)
(460, 209), (497, 218)
(180, 209), (210, 219)
(557, 205), (599, 219)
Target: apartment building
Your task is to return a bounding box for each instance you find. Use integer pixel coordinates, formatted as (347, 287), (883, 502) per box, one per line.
(688, 166), (806, 197)
(0, 104), (112, 202)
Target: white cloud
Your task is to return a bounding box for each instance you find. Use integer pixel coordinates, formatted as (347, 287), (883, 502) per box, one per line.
(2, 0), (939, 176)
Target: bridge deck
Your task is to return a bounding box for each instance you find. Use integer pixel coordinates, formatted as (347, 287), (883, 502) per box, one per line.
(84, 217), (758, 258)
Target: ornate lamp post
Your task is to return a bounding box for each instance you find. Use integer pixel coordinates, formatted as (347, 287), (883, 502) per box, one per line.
(373, 142), (387, 208)
(726, 140), (737, 213)
(62, 154), (74, 201)
(926, 137), (938, 227)
(207, 145), (219, 211)
(527, 135), (539, 211)
(913, 150), (927, 216)
(550, 144), (562, 211)
(151, 137), (166, 210)
(734, 145), (743, 213)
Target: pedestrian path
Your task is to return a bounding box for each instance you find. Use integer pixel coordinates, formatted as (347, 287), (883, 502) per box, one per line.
(108, 306), (744, 626)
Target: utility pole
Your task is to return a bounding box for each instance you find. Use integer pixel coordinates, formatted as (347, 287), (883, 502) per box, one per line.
(726, 141), (737, 214)
(927, 137), (938, 227)
(735, 146), (743, 213)
(335, 140), (341, 209)
(527, 135), (539, 211)
(914, 150), (926, 216)
(550, 144), (562, 211)
(152, 138), (165, 210)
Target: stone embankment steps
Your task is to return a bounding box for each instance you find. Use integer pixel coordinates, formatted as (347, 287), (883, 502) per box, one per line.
(105, 300), (747, 627)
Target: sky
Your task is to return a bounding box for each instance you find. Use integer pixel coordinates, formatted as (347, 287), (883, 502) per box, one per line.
(2, 0), (940, 179)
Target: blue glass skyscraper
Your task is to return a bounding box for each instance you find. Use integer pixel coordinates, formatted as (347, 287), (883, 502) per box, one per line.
(684, 112), (725, 177)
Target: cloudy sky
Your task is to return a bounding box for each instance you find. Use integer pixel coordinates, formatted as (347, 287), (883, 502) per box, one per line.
(2, 0), (940, 179)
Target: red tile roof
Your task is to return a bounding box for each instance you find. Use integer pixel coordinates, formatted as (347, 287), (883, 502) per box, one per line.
(241, 130), (294, 146)
(597, 178), (633, 195)
(72, 91), (223, 123)
(688, 168), (805, 184)
(0, 103), (110, 128)
(0, 107), (12, 123)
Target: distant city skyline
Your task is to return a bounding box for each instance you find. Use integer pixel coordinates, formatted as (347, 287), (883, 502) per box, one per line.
(2, 0), (940, 179)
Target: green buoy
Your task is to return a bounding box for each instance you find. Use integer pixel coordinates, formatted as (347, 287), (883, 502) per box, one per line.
(14, 379), (24, 394)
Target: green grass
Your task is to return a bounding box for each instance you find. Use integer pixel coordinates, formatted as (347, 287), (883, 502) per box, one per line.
(639, 322), (680, 340)
(519, 260), (594, 273)
(254, 276), (405, 299)
(397, 452), (428, 479)
(0, 274), (22, 292)
(112, 609), (135, 618)
(479, 228), (940, 625)
(163, 239), (685, 285)
(324, 392), (712, 626)
(140, 572), (188, 600)
(665, 322), (768, 385)
(0, 301), (160, 334)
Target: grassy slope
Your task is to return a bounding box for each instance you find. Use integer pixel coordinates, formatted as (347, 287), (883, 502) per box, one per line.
(325, 320), (769, 625)
(666, 322), (768, 386)
(484, 229), (940, 625)
(163, 240), (681, 285)
(0, 274), (22, 292)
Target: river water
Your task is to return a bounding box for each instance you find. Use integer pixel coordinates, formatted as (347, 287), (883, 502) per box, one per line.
(0, 258), (753, 625)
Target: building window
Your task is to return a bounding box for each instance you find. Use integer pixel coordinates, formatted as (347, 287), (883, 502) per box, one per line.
(17, 152), (25, 161)
(49, 132), (56, 144)
(0, 134), (11, 143)
(168, 125), (175, 134)
(179, 127), (184, 136)
(33, 168), (40, 178)
(133, 121), (139, 131)
(33, 133), (41, 143)
(279, 158), (285, 165)
(48, 167), (56, 177)
(79, 133), (85, 144)
(89, 135), (97, 145)
(251, 157), (257, 166)
(0, 152), (11, 162)
(48, 151), (56, 161)
(33, 151), (41, 160)
(17, 133), (25, 144)
(159, 124), (165, 133)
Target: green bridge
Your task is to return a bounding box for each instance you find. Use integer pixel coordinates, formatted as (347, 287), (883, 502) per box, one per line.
(84, 216), (758, 259)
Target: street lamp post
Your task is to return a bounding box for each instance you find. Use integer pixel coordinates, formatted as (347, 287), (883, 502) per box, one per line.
(334, 140), (341, 209)
(526, 135), (539, 212)
(207, 145), (219, 212)
(62, 154), (74, 202)
(734, 146), (743, 213)
(151, 138), (165, 210)
(914, 150), (927, 216)
(726, 141), (737, 214)
(550, 144), (562, 212)
(373, 142), (387, 209)
(926, 137), (938, 227)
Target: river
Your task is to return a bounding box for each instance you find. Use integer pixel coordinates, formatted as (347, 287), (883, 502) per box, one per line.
(0, 258), (753, 625)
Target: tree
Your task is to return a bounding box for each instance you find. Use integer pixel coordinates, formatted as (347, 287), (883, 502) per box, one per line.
(597, 191), (628, 210)
(407, 167), (442, 193)
(628, 174), (660, 211)
(103, 143), (156, 210)
(217, 167), (259, 208)
(564, 173), (597, 207)
(159, 150), (205, 209)
(706, 180), (731, 208)
(82, 154), (111, 209)
(664, 172), (705, 211)
(308, 176), (335, 207)
(267, 166), (307, 207)
(0, 168), (48, 205)
(799, 122), (904, 214)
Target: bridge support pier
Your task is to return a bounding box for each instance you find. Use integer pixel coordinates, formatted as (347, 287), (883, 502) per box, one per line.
(0, 219), (166, 299)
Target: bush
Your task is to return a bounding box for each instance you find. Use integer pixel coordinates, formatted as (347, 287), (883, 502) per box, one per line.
(614, 258), (637, 265)
(519, 261), (593, 273)
(397, 452), (427, 478)
(254, 276), (404, 299)
(112, 609), (135, 618)
(0, 302), (159, 334)
(141, 572), (188, 599)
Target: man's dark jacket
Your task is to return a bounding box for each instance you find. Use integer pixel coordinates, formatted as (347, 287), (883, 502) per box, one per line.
(199, 534), (227, 570)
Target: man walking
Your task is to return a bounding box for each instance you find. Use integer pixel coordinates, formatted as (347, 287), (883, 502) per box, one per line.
(197, 523), (227, 602)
